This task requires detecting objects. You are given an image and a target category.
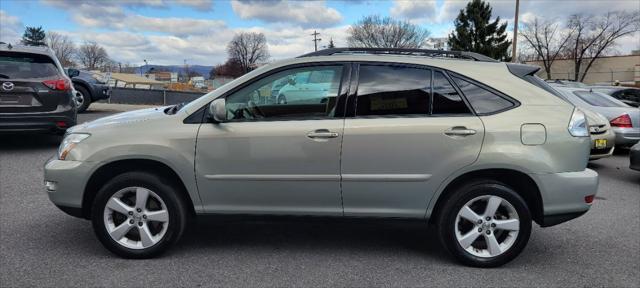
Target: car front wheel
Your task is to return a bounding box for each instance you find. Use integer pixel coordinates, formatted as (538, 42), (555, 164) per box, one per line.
(74, 85), (91, 113)
(437, 180), (532, 267)
(91, 171), (188, 258)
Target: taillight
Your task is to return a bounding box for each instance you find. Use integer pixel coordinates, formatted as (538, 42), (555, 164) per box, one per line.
(568, 108), (589, 137)
(42, 79), (70, 91)
(610, 114), (632, 128)
(585, 195), (595, 204)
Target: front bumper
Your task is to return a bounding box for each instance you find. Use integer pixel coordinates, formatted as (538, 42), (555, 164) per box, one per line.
(530, 169), (599, 227)
(44, 158), (96, 218)
(91, 84), (111, 101)
(613, 127), (640, 147)
(589, 129), (616, 160)
(0, 106), (77, 133)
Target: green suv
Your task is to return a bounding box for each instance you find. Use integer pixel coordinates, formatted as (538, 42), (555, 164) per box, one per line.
(44, 48), (598, 267)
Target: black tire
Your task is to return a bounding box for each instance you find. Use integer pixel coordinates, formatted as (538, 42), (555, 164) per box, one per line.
(436, 179), (532, 268)
(91, 171), (188, 259)
(74, 85), (91, 113)
(277, 94), (287, 104)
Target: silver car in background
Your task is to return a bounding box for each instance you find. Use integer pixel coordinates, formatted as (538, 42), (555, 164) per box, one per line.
(552, 85), (640, 147)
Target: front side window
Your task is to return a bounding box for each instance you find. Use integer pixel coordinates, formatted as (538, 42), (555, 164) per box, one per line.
(452, 76), (514, 114)
(225, 65), (343, 120)
(432, 71), (472, 115)
(355, 65), (431, 116)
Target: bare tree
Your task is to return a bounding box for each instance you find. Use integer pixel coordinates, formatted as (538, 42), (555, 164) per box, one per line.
(347, 15), (430, 48)
(76, 41), (110, 70)
(46, 31), (76, 67)
(520, 18), (574, 79)
(227, 32), (269, 74)
(214, 58), (244, 78)
(565, 11), (639, 82)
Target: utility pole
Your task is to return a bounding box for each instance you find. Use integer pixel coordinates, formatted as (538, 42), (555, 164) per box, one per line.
(511, 0), (520, 62)
(311, 30), (321, 52)
(183, 59), (189, 83)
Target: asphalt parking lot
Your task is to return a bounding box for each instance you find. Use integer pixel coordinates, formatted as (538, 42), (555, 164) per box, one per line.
(1, 104), (639, 287)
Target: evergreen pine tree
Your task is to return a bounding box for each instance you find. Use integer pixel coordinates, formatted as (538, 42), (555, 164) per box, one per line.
(21, 26), (47, 46)
(448, 0), (511, 61)
(328, 38), (335, 48)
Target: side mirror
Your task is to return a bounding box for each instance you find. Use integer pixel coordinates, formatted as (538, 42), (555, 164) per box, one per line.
(67, 68), (80, 78)
(208, 98), (226, 123)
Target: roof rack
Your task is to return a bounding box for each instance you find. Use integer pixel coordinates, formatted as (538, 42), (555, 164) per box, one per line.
(298, 47), (499, 62)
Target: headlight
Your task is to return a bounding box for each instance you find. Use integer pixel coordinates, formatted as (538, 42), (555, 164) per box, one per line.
(568, 108), (589, 137)
(58, 133), (90, 160)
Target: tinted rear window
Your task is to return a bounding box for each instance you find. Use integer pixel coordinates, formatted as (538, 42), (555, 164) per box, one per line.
(573, 91), (628, 107)
(0, 52), (60, 79)
(355, 65), (431, 116)
(452, 76), (514, 114)
(432, 72), (472, 115)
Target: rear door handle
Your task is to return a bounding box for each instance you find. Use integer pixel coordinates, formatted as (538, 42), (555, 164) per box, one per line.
(445, 126), (477, 136)
(307, 129), (339, 139)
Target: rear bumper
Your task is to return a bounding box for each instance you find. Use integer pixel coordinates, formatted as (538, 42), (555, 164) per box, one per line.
(530, 169), (599, 227)
(613, 127), (640, 147)
(0, 106), (76, 133)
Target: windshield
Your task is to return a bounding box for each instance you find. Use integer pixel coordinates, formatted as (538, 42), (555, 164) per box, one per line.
(0, 52), (60, 79)
(573, 91), (629, 107)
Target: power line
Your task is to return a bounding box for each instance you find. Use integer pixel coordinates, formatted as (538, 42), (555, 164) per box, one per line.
(311, 30), (322, 52)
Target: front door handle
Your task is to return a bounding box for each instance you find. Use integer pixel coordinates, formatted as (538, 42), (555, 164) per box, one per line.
(307, 129), (339, 139)
(444, 126), (477, 137)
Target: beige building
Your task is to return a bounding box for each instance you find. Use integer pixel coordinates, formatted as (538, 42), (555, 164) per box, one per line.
(525, 52), (640, 86)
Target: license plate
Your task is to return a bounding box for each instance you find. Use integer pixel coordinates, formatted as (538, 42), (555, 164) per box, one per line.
(595, 139), (607, 149)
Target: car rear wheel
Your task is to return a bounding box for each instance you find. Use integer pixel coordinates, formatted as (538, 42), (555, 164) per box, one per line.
(91, 171), (188, 258)
(437, 180), (532, 267)
(74, 85), (91, 113)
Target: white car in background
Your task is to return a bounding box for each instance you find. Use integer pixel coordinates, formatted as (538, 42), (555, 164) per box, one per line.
(275, 67), (341, 104)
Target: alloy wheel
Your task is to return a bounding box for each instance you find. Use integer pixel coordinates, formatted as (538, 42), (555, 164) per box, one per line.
(75, 91), (85, 108)
(454, 195), (520, 258)
(103, 187), (169, 249)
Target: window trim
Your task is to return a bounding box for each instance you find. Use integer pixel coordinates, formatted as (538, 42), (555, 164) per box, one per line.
(349, 62), (476, 118)
(448, 71), (521, 116)
(195, 62), (351, 123)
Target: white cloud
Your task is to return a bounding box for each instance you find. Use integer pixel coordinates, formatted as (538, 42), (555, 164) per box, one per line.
(174, 0), (213, 11)
(231, 0), (342, 28)
(0, 10), (23, 44)
(390, 0), (438, 23)
(44, 0), (223, 36)
(43, 0), (213, 10)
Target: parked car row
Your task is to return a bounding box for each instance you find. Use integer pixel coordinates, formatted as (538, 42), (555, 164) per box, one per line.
(0, 44), (111, 135)
(546, 79), (640, 107)
(3, 44), (638, 267)
(549, 83), (640, 161)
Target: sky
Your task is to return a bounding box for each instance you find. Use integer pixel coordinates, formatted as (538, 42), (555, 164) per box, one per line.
(1, 0), (639, 66)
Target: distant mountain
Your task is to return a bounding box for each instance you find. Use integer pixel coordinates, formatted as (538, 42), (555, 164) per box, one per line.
(136, 65), (214, 79)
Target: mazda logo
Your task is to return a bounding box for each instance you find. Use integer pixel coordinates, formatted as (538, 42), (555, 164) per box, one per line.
(2, 82), (14, 91)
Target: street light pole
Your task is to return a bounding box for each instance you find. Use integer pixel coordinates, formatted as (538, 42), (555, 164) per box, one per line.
(511, 0), (520, 62)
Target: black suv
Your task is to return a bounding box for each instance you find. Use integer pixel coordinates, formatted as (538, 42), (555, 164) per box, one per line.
(0, 44), (77, 134)
(71, 70), (111, 113)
